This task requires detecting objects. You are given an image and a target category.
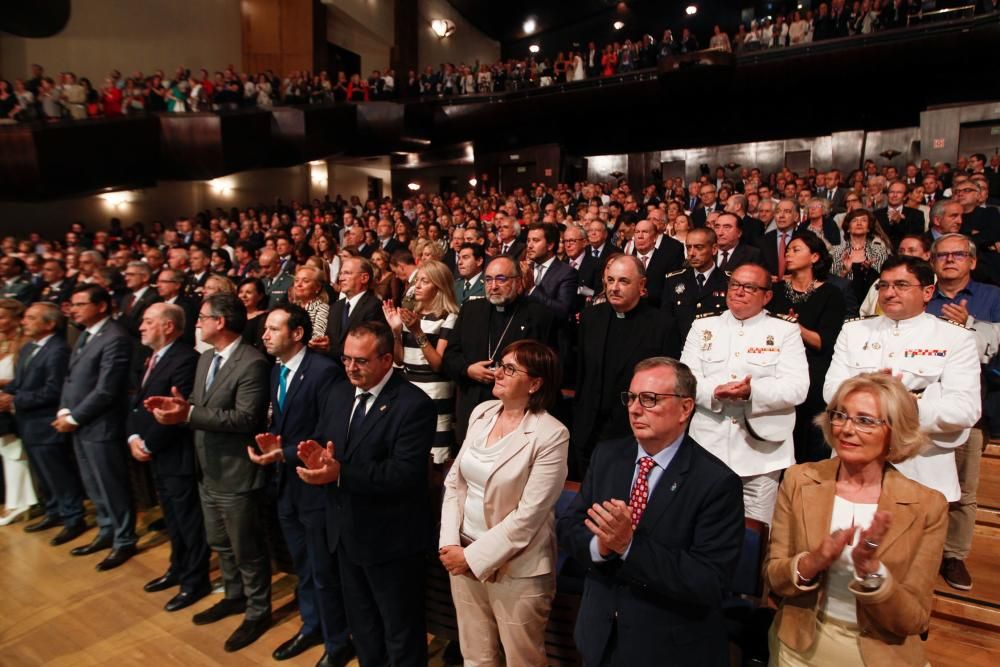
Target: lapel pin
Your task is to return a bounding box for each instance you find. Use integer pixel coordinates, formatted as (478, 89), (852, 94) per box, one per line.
(670, 481), (678, 492)
(380, 404), (388, 412)
(520, 325), (525, 331)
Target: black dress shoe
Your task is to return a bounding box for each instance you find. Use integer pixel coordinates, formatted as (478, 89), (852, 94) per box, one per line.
(165, 587), (211, 612)
(147, 517), (167, 532)
(316, 642), (356, 667)
(50, 523), (88, 546)
(70, 534), (112, 556)
(192, 598), (247, 625)
(144, 572), (179, 593)
(224, 615), (271, 652)
(273, 632), (323, 661)
(96, 544), (138, 571)
(25, 516), (62, 533)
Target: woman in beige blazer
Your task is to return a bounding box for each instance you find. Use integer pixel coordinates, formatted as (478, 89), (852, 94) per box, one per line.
(439, 340), (569, 667)
(766, 373), (947, 666)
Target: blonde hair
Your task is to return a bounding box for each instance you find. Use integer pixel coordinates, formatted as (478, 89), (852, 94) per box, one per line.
(416, 259), (459, 316)
(815, 373), (929, 464)
(204, 275), (236, 295)
(292, 265), (329, 305)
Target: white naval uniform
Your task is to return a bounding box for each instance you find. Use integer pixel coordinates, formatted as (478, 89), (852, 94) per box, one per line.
(681, 310), (810, 479)
(823, 312), (981, 501)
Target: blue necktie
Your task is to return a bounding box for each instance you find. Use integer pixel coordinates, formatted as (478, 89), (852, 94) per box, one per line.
(277, 365), (290, 411)
(205, 353), (222, 392)
(342, 300), (351, 329)
(347, 392), (371, 446)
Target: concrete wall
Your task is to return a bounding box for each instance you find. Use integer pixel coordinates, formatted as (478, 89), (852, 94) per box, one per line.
(0, 0), (242, 81)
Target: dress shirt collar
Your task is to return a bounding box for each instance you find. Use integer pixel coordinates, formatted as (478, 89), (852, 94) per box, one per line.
(636, 432), (685, 469)
(880, 311), (928, 330)
(535, 255), (556, 272)
(132, 285), (150, 301)
(85, 316), (111, 337)
(152, 340), (176, 364)
(214, 335), (241, 365)
(342, 290), (366, 312)
(466, 272), (482, 287)
(696, 266), (716, 282)
(280, 346), (307, 376)
(356, 367), (393, 404)
(33, 333), (55, 350)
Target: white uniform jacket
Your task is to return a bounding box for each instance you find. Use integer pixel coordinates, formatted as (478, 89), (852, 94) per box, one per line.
(681, 310), (809, 477)
(823, 312), (981, 501)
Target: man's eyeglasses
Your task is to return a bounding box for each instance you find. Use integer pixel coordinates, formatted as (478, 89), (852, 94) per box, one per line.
(875, 281), (925, 291)
(954, 187), (978, 195)
(621, 391), (689, 408)
(727, 281), (771, 295)
(931, 251), (972, 262)
(827, 409), (887, 433)
(483, 275), (515, 285)
(494, 363), (530, 377)
(340, 355), (372, 368)
(196, 314), (219, 321)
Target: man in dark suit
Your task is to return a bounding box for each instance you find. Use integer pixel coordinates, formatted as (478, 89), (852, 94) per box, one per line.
(155, 268), (198, 345)
(453, 243), (485, 306)
(127, 303), (210, 612)
(631, 219), (684, 307)
(320, 257), (387, 363)
(443, 228), (464, 277)
(875, 180), (927, 249)
(574, 257), (681, 479)
(690, 183), (723, 228)
(54, 285), (137, 569)
(0, 302), (86, 544)
(186, 247), (212, 300)
(714, 212), (762, 272)
(557, 357), (745, 666)
(38, 259), (76, 307)
(443, 256), (554, 442)
(146, 293), (271, 652)
(662, 228), (729, 342)
(374, 219), (403, 254)
(118, 261), (161, 338)
(816, 170), (848, 214)
(496, 216), (525, 260)
(251, 304), (353, 666)
(758, 199), (800, 279)
(522, 223), (578, 320)
(724, 194), (765, 247)
(0, 256), (39, 305)
(564, 225), (598, 296)
(297, 321), (436, 667)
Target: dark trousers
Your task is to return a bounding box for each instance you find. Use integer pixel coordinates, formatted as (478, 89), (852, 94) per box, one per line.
(73, 435), (136, 548)
(199, 485), (271, 619)
(339, 552), (427, 667)
(24, 441), (85, 526)
(155, 472), (210, 593)
(278, 499), (350, 652)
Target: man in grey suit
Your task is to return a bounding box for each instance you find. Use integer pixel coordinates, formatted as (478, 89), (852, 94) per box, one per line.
(54, 285), (137, 570)
(146, 293), (272, 653)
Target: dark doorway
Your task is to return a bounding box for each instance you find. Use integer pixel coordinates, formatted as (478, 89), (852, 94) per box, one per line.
(367, 176), (383, 201)
(328, 42), (361, 77)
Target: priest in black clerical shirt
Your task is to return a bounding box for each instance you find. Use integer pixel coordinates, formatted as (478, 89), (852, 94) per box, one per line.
(571, 255), (681, 479)
(442, 256), (555, 443)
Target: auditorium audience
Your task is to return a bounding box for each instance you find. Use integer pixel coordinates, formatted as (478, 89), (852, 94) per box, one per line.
(767, 373), (946, 666)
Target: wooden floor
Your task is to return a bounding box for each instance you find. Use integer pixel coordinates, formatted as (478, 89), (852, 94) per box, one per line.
(0, 511), (449, 666)
(1, 490), (998, 666)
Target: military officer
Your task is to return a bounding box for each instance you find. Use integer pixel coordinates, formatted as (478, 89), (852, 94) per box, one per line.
(824, 254), (981, 505)
(680, 263), (809, 524)
(663, 227), (728, 341)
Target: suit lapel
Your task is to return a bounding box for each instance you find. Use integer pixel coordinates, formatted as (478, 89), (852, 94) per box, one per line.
(486, 410), (539, 481)
(276, 352), (312, 431)
(801, 460), (838, 551)
(141, 343), (175, 397)
(204, 343), (242, 401)
(874, 465), (917, 555)
(347, 292), (372, 328)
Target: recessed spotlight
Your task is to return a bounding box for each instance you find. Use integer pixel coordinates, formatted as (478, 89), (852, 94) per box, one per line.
(469, 178), (478, 187)
(528, 44), (540, 54)
(685, 5), (698, 15)
(407, 182), (421, 191)
(523, 18), (536, 34)
(613, 21), (625, 30)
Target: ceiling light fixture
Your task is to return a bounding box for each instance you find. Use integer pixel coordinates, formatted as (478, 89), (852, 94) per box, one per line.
(529, 44), (540, 54)
(685, 5), (698, 15)
(613, 21), (625, 30)
(523, 18), (537, 34)
(469, 178), (478, 187)
(407, 182), (421, 191)
(430, 19), (456, 38)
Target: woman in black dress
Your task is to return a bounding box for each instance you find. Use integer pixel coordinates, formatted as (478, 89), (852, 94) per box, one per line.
(768, 230), (846, 463)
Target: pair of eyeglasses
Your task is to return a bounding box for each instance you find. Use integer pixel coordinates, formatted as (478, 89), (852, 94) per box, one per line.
(621, 391), (689, 408)
(875, 281), (925, 292)
(827, 410), (887, 433)
(727, 281), (770, 295)
(494, 363), (530, 377)
(931, 251), (971, 261)
(484, 275), (514, 285)
(340, 355), (371, 368)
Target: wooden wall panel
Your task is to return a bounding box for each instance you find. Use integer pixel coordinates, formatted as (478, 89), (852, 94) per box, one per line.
(242, 0), (321, 75)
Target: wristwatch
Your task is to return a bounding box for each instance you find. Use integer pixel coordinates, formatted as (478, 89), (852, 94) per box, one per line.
(859, 571), (884, 591)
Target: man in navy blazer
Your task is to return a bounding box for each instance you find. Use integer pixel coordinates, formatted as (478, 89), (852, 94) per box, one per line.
(523, 223), (579, 321)
(0, 302), (86, 545)
(558, 357), (745, 666)
(252, 304), (353, 667)
(55, 285), (138, 570)
(298, 321), (435, 667)
(127, 303), (210, 612)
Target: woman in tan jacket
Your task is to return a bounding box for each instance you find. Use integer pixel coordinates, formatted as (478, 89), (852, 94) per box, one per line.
(766, 373), (947, 666)
(439, 340), (569, 666)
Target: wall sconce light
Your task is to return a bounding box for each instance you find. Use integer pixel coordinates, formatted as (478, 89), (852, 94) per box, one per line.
(523, 18), (537, 35)
(529, 44), (540, 54)
(613, 21), (625, 30)
(685, 5), (698, 15)
(469, 178), (478, 187)
(209, 178), (233, 196)
(407, 182), (421, 191)
(431, 19), (456, 38)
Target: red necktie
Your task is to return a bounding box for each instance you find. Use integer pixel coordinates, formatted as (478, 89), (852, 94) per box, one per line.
(630, 456), (656, 529)
(141, 352), (157, 387)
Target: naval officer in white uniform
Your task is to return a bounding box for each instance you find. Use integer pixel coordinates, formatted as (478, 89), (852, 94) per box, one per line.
(681, 263), (809, 523)
(824, 255), (981, 503)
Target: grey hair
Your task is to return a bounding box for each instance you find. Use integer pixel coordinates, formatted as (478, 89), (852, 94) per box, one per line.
(633, 357), (697, 401)
(127, 260), (151, 277)
(931, 233), (977, 260)
(29, 301), (65, 330)
(158, 303), (186, 332)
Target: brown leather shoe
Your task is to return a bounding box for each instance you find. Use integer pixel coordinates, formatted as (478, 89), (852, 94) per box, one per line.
(941, 557), (973, 591)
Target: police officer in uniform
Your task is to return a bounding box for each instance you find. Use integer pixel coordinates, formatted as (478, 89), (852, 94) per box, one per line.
(663, 227), (728, 341)
(680, 263), (809, 524)
(824, 255), (981, 517)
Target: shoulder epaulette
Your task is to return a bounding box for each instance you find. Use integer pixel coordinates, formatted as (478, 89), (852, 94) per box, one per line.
(768, 312), (797, 322)
(695, 312), (722, 320)
(937, 315), (967, 329)
(666, 269), (686, 279)
(844, 315), (879, 323)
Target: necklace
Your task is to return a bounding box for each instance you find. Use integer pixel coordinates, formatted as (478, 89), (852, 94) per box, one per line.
(783, 279), (818, 304)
